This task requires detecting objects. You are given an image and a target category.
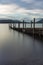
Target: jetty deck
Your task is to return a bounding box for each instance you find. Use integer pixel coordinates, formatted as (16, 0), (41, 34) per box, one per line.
(9, 18), (43, 40)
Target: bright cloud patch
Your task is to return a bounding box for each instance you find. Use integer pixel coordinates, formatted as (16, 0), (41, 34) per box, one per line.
(0, 4), (19, 14)
(0, 4), (43, 20)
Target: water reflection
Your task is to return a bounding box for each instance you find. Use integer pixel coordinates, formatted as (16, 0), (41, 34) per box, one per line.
(0, 24), (43, 65)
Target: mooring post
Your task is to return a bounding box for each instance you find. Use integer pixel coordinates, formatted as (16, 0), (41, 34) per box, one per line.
(33, 18), (35, 37)
(23, 20), (24, 29)
(18, 22), (20, 28)
(31, 21), (32, 28)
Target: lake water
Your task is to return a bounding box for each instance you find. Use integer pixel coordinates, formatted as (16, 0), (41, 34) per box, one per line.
(0, 24), (43, 65)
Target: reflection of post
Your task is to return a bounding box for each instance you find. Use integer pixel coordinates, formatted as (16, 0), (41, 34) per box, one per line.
(23, 20), (24, 29)
(33, 18), (35, 36)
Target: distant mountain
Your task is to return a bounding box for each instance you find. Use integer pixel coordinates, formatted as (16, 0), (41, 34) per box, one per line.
(37, 18), (43, 23)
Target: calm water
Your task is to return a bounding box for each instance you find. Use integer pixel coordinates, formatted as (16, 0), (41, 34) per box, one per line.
(0, 24), (43, 65)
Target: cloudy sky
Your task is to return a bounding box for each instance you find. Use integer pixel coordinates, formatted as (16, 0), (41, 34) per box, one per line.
(0, 0), (43, 21)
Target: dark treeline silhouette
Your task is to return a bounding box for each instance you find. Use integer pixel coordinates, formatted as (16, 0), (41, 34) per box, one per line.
(0, 18), (43, 23)
(0, 19), (21, 23)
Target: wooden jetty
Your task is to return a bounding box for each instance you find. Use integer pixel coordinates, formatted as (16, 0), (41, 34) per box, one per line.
(9, 18), (43, 40)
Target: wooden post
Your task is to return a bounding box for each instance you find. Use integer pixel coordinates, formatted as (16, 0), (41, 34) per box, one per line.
(33, 18), (35, 36)
(31, 21), (32, 28)
(18, 22), (20, 28)
(23, 20), (24, 29)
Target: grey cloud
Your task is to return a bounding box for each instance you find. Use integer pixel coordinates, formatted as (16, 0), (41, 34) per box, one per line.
(0, 0), (43, 10)
(0, 0), (43, 19)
